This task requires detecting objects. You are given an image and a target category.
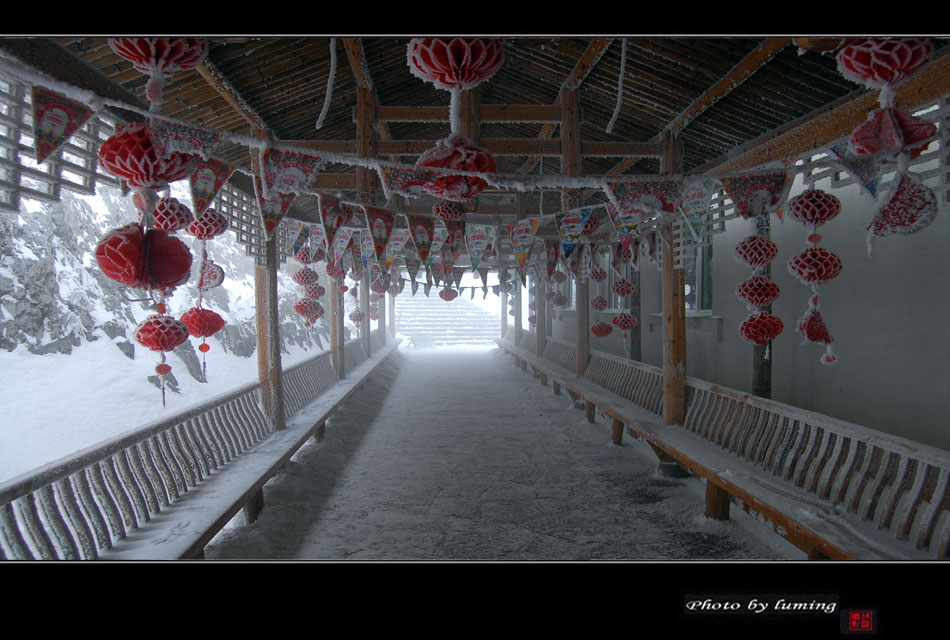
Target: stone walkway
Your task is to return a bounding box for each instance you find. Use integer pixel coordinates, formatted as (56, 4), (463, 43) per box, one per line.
(205, 346), (795, 561)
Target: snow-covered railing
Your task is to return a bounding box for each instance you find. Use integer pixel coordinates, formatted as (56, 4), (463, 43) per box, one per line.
(0, 335), (373, 560)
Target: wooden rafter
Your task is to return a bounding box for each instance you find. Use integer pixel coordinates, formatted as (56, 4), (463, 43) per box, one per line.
(195, 58), (270, 133)
(343, 38), (392, 144)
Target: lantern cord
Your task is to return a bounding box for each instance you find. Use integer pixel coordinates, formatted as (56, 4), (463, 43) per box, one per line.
(606, 38), (628, 135)
(449, 88), (461, 136)
(315, 38), (337, 130)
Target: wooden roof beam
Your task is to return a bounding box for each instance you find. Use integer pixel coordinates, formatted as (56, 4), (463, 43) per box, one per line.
(343, 38), (392, 143)
(194, 58), (270, 134)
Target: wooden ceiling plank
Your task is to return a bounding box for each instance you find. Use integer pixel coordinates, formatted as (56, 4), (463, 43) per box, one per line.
(194, 58), (270, 133)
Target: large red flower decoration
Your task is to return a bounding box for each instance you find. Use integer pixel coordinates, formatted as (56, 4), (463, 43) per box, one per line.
(98, 122), (197, 190)
(837, 38), (933, 89)
(849, 108), (936, 159)
(407, 38), (504, 91)
(109, 38), (209, 104)
(416, 136), (495, 202)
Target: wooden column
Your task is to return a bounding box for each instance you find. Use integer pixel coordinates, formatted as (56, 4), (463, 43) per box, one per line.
(561, 88), (588, 378)
(388, 291), (396, 338)
(378, 285), (387, 346)
(628, 263), (642, 361)
(360, 270), (371, 357)
(329, 279), (345, 379)
(514, 275), (523, 345)
(356, 84), (377, 205)
(254, 234), (286, 431)
(662, 225), (687, 426)
(500, 287), (508, 338)
(535, 277), (547, 358)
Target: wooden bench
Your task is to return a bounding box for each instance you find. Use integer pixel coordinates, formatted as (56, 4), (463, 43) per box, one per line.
(0, 336), (402, 560)
(496, 334), (950, 560)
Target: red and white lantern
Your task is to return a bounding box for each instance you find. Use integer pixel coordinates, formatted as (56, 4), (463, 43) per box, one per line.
(109, 37), (209, 106)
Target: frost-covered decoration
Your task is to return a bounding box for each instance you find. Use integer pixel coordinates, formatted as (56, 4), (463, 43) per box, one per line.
(253, 176), (296, 240)
(331, 227), (355, 266)
(377, 164), (445, 199)
(148, 118), (220, 161)
(788, 247), (843, 285)
(866, 172), (938, 253)
(189, 158), (234, 219)
(827, 141), (890, 199)
(605, 38), (628, 134)
(260, 148), (324, 197)
(556, 209), (592, 260)
(544, 239), (559, 281)
(133, 313), (191, 405)
(348, 310), (365, 323)
(465, 224), (493, 271)
(199, 261), (225, 291)
(590, 263), (607, 283)
(309, 224), (328, 262)
(582, 213), (600, 236)
(591, 295), (608, 311)
(591, 322), (613, 338)
(849, 107), (936, 160)
(292, 267), (319, 286)
(612, 313), (636, 330)
(443, 219), (466, 266)
(415, 135), (496, 202)
(720, 169), (792, 220)
(606, 179), (682, 218)
(185, 207), (228, 240)
(180, 306), (226, 380)
(384, 229), (410, 273)
(109, 37), (208, 106)
(151, 197), (193, 232)
(407, 215), (435, 263)
(552, 292), (568, 307)
(836, 38), (933, 95)
(31, 87), (93, 164)
(797, 296), (837, 365)
(425, 224), (448, 270)
(734, 235), (778, 267)
(736, 275), (781, 308)
(96, 224), (192, 293)
(739, 312), (784, 346)
(509, 217), (540, 270)
(364, 206), (396, 263)
(605, 202), (642, 253)
(611, 278), (635, 297)
(319, 196), (354, 252)
(315, 38), (337, 130)
(439, 287), (459, 302)
(432, 199), (463, 221)
(357, 229), (375, 268)
(678, 178), (717, 243)
(98, 122), (198, 191)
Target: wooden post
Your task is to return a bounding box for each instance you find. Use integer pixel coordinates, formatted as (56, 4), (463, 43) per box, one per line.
(704, 480), (731, 520)
(662, 226), (687, 426)
(561, 88), (588, 378)
(535, 277), (547, 358)
(388, 291), (396, 338)
(628, 263), (642, 361)
(500, 287), (508, 339)
(360, 269), (371, 357)
(243, 488), (265, 524)
(611, 417), (624, 445)
(254, 234), (286, 431)
(329, 281), (345, 379)
(585, 401), (596, 423)
(752, 216), (772, 398)
(514, 275), (523, 346)
(378, 285), (387, 346)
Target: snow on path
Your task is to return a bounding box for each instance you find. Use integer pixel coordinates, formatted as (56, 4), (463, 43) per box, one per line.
(205, 346), (798, 561)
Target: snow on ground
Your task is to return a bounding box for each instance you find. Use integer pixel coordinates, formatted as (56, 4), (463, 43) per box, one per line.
(205, 345), (802, 561)
(0, 336), (321, 484)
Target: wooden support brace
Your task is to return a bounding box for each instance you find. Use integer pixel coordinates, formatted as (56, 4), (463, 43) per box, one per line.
(704, 481), (731, 521)
(311, 421), (326, 444)
(585, 400), (596, 423)
(539, 372), (548, 386)
(567, 389), (580, 403)
(243, 488), (265, 525)
(612, 417), (624, 445)
(552, 380), (561, 395)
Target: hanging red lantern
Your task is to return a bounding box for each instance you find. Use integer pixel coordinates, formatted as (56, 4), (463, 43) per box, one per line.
(134, 314), (190, 352)
(527, 315), (537, 325)
(151, 197), (193, 232)
(849, 108), (936, 159)
(612, 313), (637, 330)
(788, 247), (843, 285)
(590, 264), (607, 282)
(292, 267), (318, 286)
(739, 312), (784, 345)
(611, 279), (636, 297)
(98, 122), (197, 190)
(198, 261), (225, 291)
(552, 293), (568, 307)
(96, 224), (192, 291)
(293, 298), (323, 320)
(407, 38), (504, 92)
(294, 246), (313, 264)
(836, 38), (933, 89)
(416, 135), (496, 202)
(305, 283), (326, 299)
(591, 295), (608, 311)
(326, 262), (345, 280)
(544, 291), (556, 301)
(734, 235), (778, 267)
(371, 279), (389, 295)
(432, 199), (464, 221)
(180, 307), (225, 338)
(591, 322), (613, 338)
(788, 190), (841, 228)
(109, 38), (209, 105)
(736, 275), (781, 308)
(551, 271), (567, 283)
(439, 287), (459, 302)
(185, 208), (229, 239)
(349, 310), (365, 323)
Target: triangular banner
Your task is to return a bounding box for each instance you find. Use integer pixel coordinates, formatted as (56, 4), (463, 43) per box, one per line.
(443, 219), (466, 266)
(309, 223), (328, 261)
(31, 87), (93, 164)
(606, 202), (643, 252)
(385, 228), (411, 272)
(508, 217), (540, 270)
(828, 141), (890, 200)
(720, 169), (792, 220)
(376, 164), (444, 199)
(477, 267), (489, 288)
(426, 223), (448, 270)
(678, 178), (717, 242)
(404, 254), (421, 282)
(364, 206), (396, 263)
(190, 158), (234, 219)
(556, 209), (592, 259)
(544, 239), (560, 280)
(331, 226), (355, 265)
(606, 178), (683, 216)
(148, 117), (220, 161)
(320, 196), (354, 251)
(465, 224), (494, 271)
(406, 214), (436, 264)
(261, 148), (323, 197)
(254, 176), (296, 239)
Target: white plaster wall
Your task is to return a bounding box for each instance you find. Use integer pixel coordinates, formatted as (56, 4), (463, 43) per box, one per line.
(547, 172), (950, 452)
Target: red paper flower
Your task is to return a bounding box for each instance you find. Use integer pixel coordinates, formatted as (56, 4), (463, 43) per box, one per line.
(416, 136), (496, 202)
(736, 275), (781, 307)
(739, 312), (784, 345)
(788, 247), (843, 285)
(134, 314), (190, 352)
(185, 208), (228, 239)
(837, 38), (933, 88)
(98, 122), (197, 190)
(735, 235), (778, 267)
(151, 197), (193, 232)
(407, 38), (504, 91)
(180, 307), (225, 338)
(797, 308), (833, 345)
(612, 313), (637, 330)
(788, 190), (841, 228)
(591, 322), (613, 337)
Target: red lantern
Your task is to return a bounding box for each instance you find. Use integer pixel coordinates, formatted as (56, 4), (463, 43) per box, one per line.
(349, 311), (365, 323)
(527, 315), (536, 325)
(152, 197), (193, 232)
(591, 322), (613, 338)
(134, 314), (190, 352)
(326, 262), (345, 280)
(185, 208), (229, 239)
(292, 267), (318, 286)
(788, 190), (841, 228)
(109, 38), (209, 104)
(294, 246), (313, 264)
(836, 38), (933, 89)
(180, 307), (225, 338)
(293, 298), (323, 320)
(739, 312), (784, 345)
(98, 122), (197, 190)
(96, 224), (192, 291)
(305, 283), (326, 299)
(735, 235), (778, 267)
(612, 313), (637, 330)
(788, 247), (843, 285)
(590, 265), (607, 282)
(371, 279), (388, 295)
(552, 293), (568, 307)
(416, 136), (496, 202)
(551, 271), (567, 283)
(407, 38), (504, 91)
(591, 295), (608, 311)
(611, 279), (636, 297)
(432, 199), (464, 221)
(736, 275), (781, 308)
(439, 288), (459, 302)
